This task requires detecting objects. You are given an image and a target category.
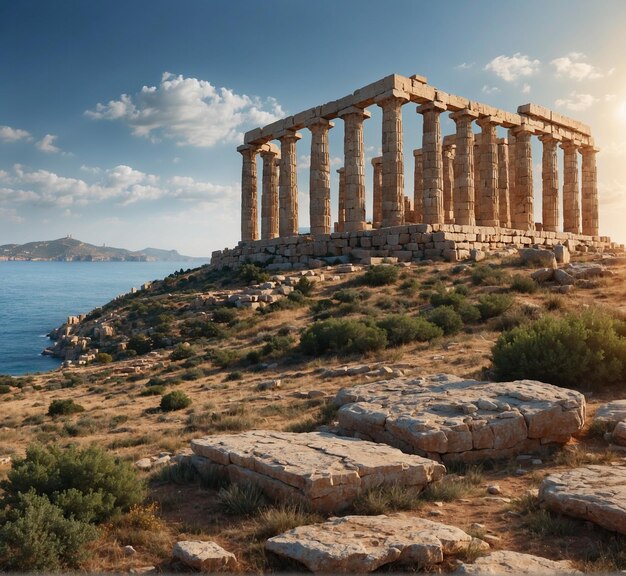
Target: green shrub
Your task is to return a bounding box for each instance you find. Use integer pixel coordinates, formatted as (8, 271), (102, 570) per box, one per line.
(160, 390), (192, 412)
(430, 289), (480, 323)
(361, 265), (399, 286)
(0, 384), (11, 394)
(492, 308), (626, 389)
(170, 343), (195, 361)
(238, 263), (270, 284)
(299, 318), (387, 356)
(181, 320), (225, 339)
(217, 482), (266, 516)
(510, 274), (538, 294)
(212, 307), (237, 324)
(127, 335), (152, 355)
(261, 334), (294, 358)
(295, 277), (315, 296)
(471, 264), (509, 286)
(377, 315), (443, 346)
(210, 348), (240, 368)
(334, 288), (367, 303)
(425, 306), (464, 335)
(477, 293), (515, 320)
(140, 385), (165, 396)
(95, 353), (113, 364)
(48, 399), (85, 417)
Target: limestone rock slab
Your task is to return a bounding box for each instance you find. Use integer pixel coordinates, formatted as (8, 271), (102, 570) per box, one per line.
(191, 431), (444, 512)
(593, 400), (626, 445)
(266, 514), (483, 573)
(455, 550), (580, 575)
(334, 374), (585, 462)
(172, 540), (237, 571)
(540, 465), (626, 535)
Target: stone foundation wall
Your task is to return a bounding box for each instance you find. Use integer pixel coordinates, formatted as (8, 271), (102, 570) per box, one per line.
(210, 224), (621, 270)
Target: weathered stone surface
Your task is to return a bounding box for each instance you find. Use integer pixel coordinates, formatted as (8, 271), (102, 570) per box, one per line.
(334, 374), (585, 462)
(266, 514), (485, 573)
(172, 540), (237, 571)
(531, 268), (554, 283)
(593, 400), (626, 444)
(455, 550), (581, 575)
(191, 431), (444, 512)
(518, 248), (556, 269)
(540, 465), (626, 535)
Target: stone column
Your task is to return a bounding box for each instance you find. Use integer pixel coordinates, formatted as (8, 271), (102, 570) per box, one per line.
(442, 139), (456, 224)
(336, 167), (346, 232)
(371, 157), (383, 227)
(539, 135), (560, 233)
(417, 101), (446, 224)
(260, 144), (280, 239)
(277, 130), (301, 237)
(449, 108), (478, 226)
(338, 106), (371, 232)
(507, 130), (516, 227)
(237, 144), (259, 241)
(581, 145), (599, 237)
(473, 133), (481, 213)
(497, 138), (511, 228)
(308, 118), (334, 236)
(413, 149), (423, 223)
(511, 125), (534, 230)
(476, 116), (500, 227)
(562, 141), (581, 234)
(376, 90), (408, 227)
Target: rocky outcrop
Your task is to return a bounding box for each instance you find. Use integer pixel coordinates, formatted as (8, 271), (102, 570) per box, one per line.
(593, 399), (626, 446)
(266, 514), (487, 573)
(518, 248), (557, 268)
(334, 374), (585, 462)
(191, 431), (444, 512)
(172, 540), (237, 571)
(455, 550), (581, 575)
(539, 465), (626, 535)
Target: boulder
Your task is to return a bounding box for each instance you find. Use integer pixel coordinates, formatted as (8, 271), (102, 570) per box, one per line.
(539, 465), (626, 535)
(455, 550), (581, 575)
(518, 248), (557, 269)
(612, 421), (626, 446)
(593, 400), (626, 445)
(334, 374), (585, 462)
(554, 244), (570, 265)
(172, 540), (237, 571)
(191, 431), (444, 512)
(266, 514), (486, 573)
(530, 268), (554, 283)
(553, 269), (575, 286)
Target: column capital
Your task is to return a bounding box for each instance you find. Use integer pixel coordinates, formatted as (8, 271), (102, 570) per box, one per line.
(237, 143), (259, 155)
(416, 100), (447, 114)
(510, 123), (535, 137)
(496, 137), (508, 145)
(258, 142), (280, 156)
(306, 117), (334, 130)
(374, 89), (410, 106)
(413, 148), (423, 157)
(538, 134), (562, 144)
(337, 106), (371, 119)
(449, 108), (479, 121)
(371, 156), (382, 166)
(581, 144), (600, 154)
(275, 129), (302, 142)
(560, 140), (580, 151)
(336, 167), (345, 174)
(476, 115), (500, 129)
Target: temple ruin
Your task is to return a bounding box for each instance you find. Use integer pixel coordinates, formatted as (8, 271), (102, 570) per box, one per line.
(211, 73), (618, 268)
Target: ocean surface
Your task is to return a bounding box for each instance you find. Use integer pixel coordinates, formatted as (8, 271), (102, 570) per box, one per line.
(0, 261), (208, 376)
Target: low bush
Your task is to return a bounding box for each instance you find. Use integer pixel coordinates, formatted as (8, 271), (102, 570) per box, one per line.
(477, 293), (514, 320)
(295, 277), (315, 296)
(334, 288), (367, 303)
(430, 289), (480, 323)
(254, 505), (321, 540)
(212, 307), (237, 324)
(353, 483), (423, 515)
(140, 385), (165, 396)
(0, 384), (11, 394)
(181, 320), (225, 340)
(492, 308), (626, 389)
(160, 390), (192, 412)
(510, 274), (538, 294)
(127, 335), (152, 355)
(170, 343), (195, 361)
(217, 482), (266, 516)
(238, 263), (270, 284)
(299, 318), (387, 356)
(360, 265), (399, 286)
(48, 399), (84, 417)
(377, 314), (443, 346)
(471, 264), (509, 286)
(210, 348), (240, 368)
(95, 353), (113, 364)
(425, 306), (464, 335)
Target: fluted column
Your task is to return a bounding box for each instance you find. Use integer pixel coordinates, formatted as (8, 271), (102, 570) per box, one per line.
(376, 91), (408, 227)
(450, 108), (478, 226)
(336, 167), (346, 232)
(442, 139), (456, 224)
(507, 131), (517, 228)
(338, 106), (371, 232)
(260, 144), (280, 239)
(277, 130), (301, 237)
(562, 141), (581, 234)
(497, 138), (511, 228)
(308, 118), (334, 236)
(417, 101), (446, 224)
(539, 135), (560, 233)
(476, 116), (499, 227)
(371, 157), (383, 227)
(237, 144), (259, 241)
(581, 145), (599, 237)
(413, 149), (423, 223)
(511, 125), (534, 230)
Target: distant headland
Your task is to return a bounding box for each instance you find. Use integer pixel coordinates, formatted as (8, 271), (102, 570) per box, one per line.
(0, 237), (207, 262)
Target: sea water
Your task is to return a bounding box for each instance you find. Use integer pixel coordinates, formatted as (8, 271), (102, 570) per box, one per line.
(0, 261), (207, 376)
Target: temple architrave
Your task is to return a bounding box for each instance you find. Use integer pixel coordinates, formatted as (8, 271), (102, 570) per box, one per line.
(212, 73), (619, 269)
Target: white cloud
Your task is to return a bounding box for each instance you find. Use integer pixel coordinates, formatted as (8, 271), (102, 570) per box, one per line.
(0, 125), (32, 142)
(481, 85), (501, 95)
(555, 92), (597, 112)
(0, 207), (24, 223)
(36, 134), (61, 154)
(86, 72), (285, 148)
(80, 164), (102, 175)
(455, 62), (474, 70)
(484, 53), (540, 82)
(522, 83), (531, 94)
(599, 179), (626, 206)
(551, 52), (605, 81)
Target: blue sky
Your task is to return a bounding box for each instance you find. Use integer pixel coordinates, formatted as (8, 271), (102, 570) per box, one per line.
(1, 0), (625, 256)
